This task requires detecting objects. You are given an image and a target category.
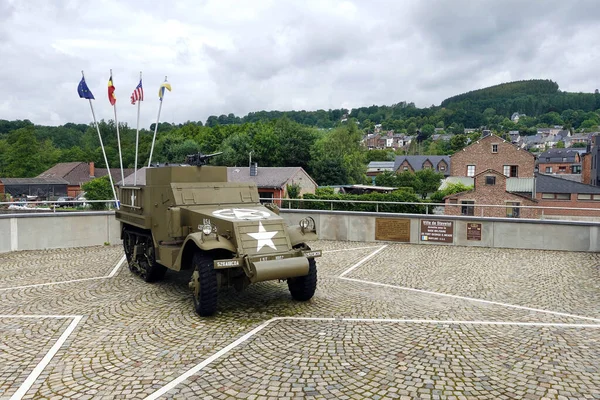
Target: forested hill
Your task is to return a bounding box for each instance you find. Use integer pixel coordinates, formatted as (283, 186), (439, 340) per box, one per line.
(441, 79), (560, 106)
(440, 79), (600, 118)
(201, 79), (599, 130)
(1, 78), (600, 184)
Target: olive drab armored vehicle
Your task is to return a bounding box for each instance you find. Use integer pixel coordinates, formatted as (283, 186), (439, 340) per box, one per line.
(115, 153), (320, 316)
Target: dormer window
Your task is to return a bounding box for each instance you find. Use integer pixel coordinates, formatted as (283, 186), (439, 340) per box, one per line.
(492, 144), (498, 153)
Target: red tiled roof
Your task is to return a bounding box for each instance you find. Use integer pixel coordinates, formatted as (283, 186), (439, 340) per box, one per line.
(38, 162), (134, 186)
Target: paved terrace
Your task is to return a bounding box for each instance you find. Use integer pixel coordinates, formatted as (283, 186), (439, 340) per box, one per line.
(1, 241), (599, 399)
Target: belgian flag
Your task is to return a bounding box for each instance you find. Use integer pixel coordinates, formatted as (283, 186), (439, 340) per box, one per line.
(108, 74), (116, 105)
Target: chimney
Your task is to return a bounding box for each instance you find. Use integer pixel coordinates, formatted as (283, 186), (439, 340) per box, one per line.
(250, 162), (258, 176)
(89, 162), (95, 178)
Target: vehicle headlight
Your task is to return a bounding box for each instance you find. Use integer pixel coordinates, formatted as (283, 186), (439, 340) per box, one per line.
(202, 224), (213, 235)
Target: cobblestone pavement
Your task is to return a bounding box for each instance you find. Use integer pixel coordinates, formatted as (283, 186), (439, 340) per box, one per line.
(0, 241), (598, 399)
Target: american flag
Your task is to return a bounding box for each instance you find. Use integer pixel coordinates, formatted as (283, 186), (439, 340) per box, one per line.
(130, 80), (144, 105)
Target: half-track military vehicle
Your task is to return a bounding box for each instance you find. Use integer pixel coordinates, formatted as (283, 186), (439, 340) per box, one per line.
(115, 153), (320, 316)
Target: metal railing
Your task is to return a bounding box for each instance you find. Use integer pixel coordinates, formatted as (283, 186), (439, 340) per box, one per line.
(0, 199), (118, 213)
(262, 197), (600, 220)
(3, 197), (600, 221)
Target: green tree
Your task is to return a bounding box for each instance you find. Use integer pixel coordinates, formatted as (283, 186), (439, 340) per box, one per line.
(365, 149), (395, 162)
(169, 139), (201, 162)
(430, 182), (473, 203)
(274, 118), (316, 170)
(309, 123), (366, 185)
(374, 171), (398, 187)
(407, 122), (417, 134)
(450, 134), (468, 152)
(4, 127), (45, 177)
(555, 140), (565, 148)
(309, 157), (347, 185)
(420, 124), (435, 138)
(286, 183), (301, 199)
(81, 176), (114, 210)
(414, 169), (444, 199)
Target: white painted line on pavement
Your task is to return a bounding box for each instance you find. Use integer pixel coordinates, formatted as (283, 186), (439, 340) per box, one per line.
(339, 245), (387, 277)
(342, 317), (600, 328)
(144, 315), (600, 399)
(0, 314), (80, 319)
(323, 246), (382, 254)
(3, 315), (83, 400)
(340, 277), (600, 323)
(144, 317), (289, 400)
(107, 255), (126, 277)
(0, 255), (126, 292)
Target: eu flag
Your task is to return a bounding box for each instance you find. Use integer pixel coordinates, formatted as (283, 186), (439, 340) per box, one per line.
(78, 77), (95, 99)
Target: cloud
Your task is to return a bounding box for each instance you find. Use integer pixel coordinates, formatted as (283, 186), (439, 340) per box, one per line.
(0, 0), (599, 126)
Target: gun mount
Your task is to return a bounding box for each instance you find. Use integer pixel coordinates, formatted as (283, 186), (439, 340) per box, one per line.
(185, 152), (223, 166)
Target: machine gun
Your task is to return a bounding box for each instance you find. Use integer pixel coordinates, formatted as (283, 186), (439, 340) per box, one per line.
(185, 152), (223, 166)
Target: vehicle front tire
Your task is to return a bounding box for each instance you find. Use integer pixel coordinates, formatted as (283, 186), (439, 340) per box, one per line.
(191, 252), (218, 316)
(288, 257), (317, 301)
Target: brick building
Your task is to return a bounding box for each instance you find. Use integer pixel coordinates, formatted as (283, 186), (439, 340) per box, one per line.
(582, 153), (592, 185)
(537, 149), (581, 174)
(450, 134), (535, 178)
(227, 166), (317, 203)
(535, 174), (600, 218)
(584, 135), (600, 186)
(38, 162), (134, 197)
(393, 156), (450, 176)
(444, 169), (538, 218)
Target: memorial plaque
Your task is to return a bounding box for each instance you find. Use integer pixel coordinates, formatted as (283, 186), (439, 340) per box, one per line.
(375, 218), (410, 242)
(466, 223), (482, 241)
(420, 220), (454, 243)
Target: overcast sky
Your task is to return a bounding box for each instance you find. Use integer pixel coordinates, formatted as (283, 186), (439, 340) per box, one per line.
(1, 0), (599, 127)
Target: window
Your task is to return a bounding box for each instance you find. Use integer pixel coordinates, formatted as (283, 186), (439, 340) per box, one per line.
(506, 201), (520, 218)
(467, 165), (475, 177)
(545, 167), (552, 173)
(403, 166), (409, 171)
(485, 176), (496, 185)
(492, 144), (498, 153)
(258, 191), (273, 204)
(578, 194), (592, 200)
(503, 165), (518, 177)
(461, 200), (474, 216)
(558, 166), (566, 172)
(439, 166), (446, 171)
(542, 193), (571, 200)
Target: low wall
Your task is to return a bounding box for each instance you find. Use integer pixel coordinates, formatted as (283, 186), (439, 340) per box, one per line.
(0, 212), (121, 253)
(1, 210), (599, 253)
(280, 210), (600, 252)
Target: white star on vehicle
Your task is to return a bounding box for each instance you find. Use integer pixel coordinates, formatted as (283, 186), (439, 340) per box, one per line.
(247, 222), (277, 252)
(212, 208), (270, 220)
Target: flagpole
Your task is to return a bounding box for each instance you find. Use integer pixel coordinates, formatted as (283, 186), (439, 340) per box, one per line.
(148, 75), (166, 167)
(134, 71), (142, 186)
(82, 71), (119, 210)
(111, 69), (125, 184)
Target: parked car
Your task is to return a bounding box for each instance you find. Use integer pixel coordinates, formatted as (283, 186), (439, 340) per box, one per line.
(56, 196), (76, 207)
